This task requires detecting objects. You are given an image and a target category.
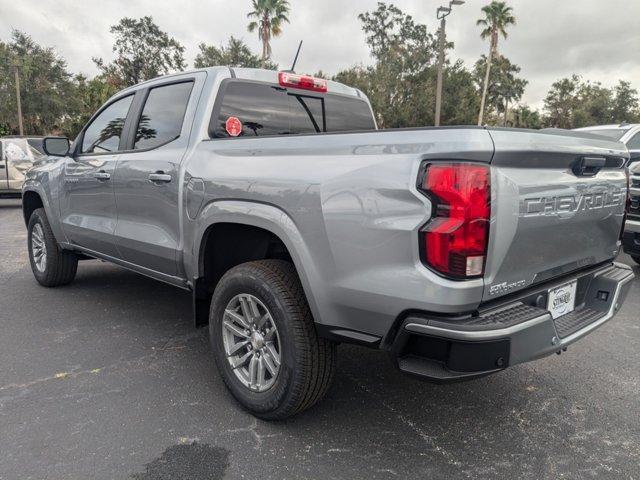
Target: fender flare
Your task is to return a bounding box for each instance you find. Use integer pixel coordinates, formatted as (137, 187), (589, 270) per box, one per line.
(193, 199), (325, 324)
(22, 182), (67, 243)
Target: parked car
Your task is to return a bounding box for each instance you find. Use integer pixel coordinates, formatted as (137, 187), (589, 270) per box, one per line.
(0, 136), (45, 197)
(574, 123), (640, 163)
(574, 124), (640, 263)
(22, 67), (634, 419)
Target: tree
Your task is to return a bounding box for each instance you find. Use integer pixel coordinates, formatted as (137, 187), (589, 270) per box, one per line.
(334, 2), (480, 128)
(611, 80), (640, 123)
(247, 0), (290, 68)
(94, 16), (186, 88)
(541, 75), (640, 129)
(61, 74), (119, 139)
(440, 61), (481, 126)
(476, 1), (516, 125)
(511, 105), (541, 129)
(334, 3), (438, 128)
(473, 54), (527, 125)
(543, 75), (581, 128)
(194, 36), (277, 69)
(0, 30), (76, 135)
(573, 81), (612, 127)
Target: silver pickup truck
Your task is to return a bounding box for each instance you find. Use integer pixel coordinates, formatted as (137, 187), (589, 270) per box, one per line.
(23, 67), (634, 419)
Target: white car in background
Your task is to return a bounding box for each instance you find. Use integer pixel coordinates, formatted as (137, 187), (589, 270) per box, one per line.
(575, 124), (640, 263)
(0, 136), (45, 197)
(575, 123), (640, 163)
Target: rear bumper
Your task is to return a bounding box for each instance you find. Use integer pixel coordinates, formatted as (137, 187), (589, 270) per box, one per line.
(389, 262), (634, 382)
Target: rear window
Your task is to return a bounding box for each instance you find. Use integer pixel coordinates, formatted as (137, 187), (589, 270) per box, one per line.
(578, 128), (627, 141)
(211, 81), (375, 138)
(134, 81), (193, 150)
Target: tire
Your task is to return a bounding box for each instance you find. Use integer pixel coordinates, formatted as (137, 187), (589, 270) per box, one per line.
(209, 260), (336, 420)
(632, 255), (640, 265)
(27, 208), (78, 287)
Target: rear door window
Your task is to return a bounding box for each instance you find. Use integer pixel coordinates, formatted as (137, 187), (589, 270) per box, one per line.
(134, 81), (194, 150)
(211, 81), (375, 138)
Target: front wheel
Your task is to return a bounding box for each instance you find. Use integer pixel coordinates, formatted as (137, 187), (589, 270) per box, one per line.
(27, 208), (78, 287)
(209, 260), (336, 420)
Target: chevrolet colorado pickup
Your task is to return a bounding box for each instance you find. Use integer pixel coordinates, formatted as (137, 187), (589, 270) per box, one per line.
(23, 67), (634, 419)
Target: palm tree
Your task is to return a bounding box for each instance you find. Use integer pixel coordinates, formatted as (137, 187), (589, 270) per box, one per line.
(476, 1), (516, 125)
(247, 0), (290, 68)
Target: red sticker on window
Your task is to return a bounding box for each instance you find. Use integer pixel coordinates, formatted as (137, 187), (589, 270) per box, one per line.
(225, 116), (242, 137)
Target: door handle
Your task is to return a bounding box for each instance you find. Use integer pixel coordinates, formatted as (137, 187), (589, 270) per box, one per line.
(573, 156), (606, 177)
(93, 171), (111, 180)
(148, 172), (172, 183)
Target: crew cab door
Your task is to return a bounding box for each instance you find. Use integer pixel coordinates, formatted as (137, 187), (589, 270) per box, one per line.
(112, 77), (198, 276)
(60, 93), (135, 257)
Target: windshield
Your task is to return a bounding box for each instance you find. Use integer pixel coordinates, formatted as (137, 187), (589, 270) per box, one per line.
(578, 128), (627, 141)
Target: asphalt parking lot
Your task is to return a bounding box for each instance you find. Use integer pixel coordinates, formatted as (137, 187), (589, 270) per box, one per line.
(0, 197), (639, 480)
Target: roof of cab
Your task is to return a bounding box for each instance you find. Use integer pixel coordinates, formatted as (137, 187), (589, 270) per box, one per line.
(116, 66), (363, 99)
(575, 123), (639, 131)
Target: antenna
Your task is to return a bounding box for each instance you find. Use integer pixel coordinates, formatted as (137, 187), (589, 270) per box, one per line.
(289, 41), (303, 73)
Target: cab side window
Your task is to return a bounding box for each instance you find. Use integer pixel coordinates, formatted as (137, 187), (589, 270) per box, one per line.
(81, 95), (134, 154)
(133, 82), (194, 150)
(627, 132), (640, 150)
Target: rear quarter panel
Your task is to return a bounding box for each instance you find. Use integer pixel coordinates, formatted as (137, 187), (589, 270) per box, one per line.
(187, 128), (494, 337)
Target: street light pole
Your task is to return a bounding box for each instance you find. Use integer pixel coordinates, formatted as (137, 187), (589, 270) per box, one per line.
(13, 60), (24, 136)
(434, 0), (465, 127)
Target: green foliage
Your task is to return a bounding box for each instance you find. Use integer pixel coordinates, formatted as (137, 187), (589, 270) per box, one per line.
(94, 16), (186, 88)
(476, 1), (516, 46)
(476, 1), (516, 125)
(0, 30), (76, 135)
(473, 54), (527, 124)
(511, 105), (542, 129)
(543, 76), (640, 128)
(334, 2), (478, 128)
(194, 36), (277, 69)
(611, 81), (640, 123)
(61, 75), (119, 139)
(440, 61), (481, 126)
(247, 0), (290, 65)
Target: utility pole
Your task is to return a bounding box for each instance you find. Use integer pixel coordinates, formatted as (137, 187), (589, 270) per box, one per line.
(434, 0), (465, 127)
(13, 60), (24, 136)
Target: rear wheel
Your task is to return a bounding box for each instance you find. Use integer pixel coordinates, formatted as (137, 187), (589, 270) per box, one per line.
(27, 208), (78, 287)
(209, 260), (336, 420)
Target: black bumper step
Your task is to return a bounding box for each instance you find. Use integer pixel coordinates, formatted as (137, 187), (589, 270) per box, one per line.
(554, 308), (604, 339)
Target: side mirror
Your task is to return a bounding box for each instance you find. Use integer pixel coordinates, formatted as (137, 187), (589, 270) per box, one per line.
(42, 136), (70, 157)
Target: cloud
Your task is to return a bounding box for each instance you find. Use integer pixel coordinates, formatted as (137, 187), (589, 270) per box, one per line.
(1, 0), (638, 110)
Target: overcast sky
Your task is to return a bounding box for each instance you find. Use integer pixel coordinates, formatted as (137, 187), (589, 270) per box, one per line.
(1, 0), (639, 109)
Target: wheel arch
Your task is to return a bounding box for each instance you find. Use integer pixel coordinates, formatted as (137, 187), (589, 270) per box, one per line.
(22, 189), (44, 226)
(192, 200), (324, 328)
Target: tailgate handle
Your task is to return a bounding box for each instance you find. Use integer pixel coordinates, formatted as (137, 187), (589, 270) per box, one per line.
(573, 156), (606, 177)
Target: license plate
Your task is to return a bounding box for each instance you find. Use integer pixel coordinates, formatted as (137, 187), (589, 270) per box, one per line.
(547, 281), (577, 319)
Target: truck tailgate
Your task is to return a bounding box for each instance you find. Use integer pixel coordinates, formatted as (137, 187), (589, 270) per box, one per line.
(483, 129), (628, 301)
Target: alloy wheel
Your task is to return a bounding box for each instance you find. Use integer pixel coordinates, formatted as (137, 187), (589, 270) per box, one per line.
(222, 293), (282, 392)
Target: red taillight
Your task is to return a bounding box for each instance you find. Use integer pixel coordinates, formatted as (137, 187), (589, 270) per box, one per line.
(419, 163), (491, 278)
(278, 72), (328, 92)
